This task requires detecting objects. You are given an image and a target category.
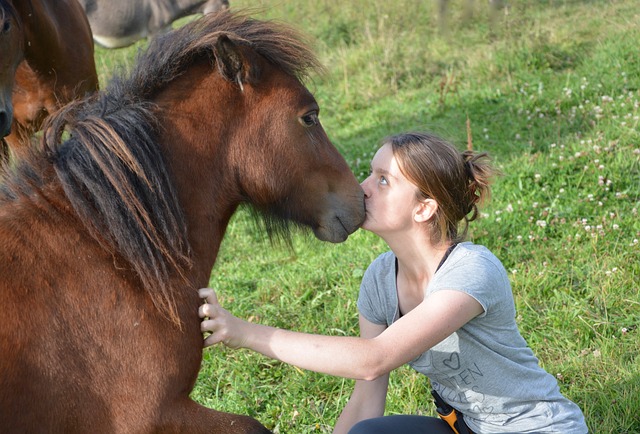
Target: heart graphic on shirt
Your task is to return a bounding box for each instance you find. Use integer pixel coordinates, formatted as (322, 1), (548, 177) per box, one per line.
(473, 404), (495, 416)
(442, 353), (460, 370)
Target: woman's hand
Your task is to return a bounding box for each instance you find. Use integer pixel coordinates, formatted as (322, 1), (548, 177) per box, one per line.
(198, 288), (248, 349)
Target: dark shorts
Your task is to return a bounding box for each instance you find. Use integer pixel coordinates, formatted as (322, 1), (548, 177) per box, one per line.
(348, 415), (454, 434)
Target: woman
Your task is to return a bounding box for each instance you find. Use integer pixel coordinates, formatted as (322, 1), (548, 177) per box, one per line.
(199, 132), (588, 433)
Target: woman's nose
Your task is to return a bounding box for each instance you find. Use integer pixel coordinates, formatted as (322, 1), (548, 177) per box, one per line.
(360, 177), (371, 198)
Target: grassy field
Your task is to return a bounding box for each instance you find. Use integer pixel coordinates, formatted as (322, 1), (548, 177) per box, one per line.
(95, 1), (639, 432)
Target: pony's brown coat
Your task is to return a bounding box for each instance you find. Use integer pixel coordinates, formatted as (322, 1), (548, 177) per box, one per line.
(0, 0), (98, 160)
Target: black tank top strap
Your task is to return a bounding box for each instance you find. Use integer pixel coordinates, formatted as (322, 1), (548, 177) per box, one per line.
(436, 243), (458, 272)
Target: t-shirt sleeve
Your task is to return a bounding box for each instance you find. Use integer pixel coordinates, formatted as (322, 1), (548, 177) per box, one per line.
(357, 253), (393, 326)
(431, 250), (512, 318)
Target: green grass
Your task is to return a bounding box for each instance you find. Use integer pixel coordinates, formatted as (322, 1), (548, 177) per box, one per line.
(95, 1), (639, 432)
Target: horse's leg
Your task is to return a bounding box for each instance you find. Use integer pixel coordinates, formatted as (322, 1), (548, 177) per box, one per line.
(159, 398), (272, 434)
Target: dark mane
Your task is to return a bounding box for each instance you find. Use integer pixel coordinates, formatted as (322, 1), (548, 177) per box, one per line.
(0, 10), (323, 323)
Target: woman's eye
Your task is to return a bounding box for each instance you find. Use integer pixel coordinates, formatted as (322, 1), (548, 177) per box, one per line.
(299, 112), (319, 127)
(379, 176), (388, 185)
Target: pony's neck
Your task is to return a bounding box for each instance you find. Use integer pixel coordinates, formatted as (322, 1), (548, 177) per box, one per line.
(151, 63), (247, 287)
(158, 133), (241, 286)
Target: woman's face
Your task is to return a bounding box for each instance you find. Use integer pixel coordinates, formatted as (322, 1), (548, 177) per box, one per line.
(360, 143), (422, 236)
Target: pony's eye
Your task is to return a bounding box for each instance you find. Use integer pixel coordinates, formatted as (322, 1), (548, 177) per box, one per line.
(1, 20), (11, 34)
(299, 111), (319, 127)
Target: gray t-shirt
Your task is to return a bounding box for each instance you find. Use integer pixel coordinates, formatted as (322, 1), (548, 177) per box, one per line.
(357, 242), (587, 433)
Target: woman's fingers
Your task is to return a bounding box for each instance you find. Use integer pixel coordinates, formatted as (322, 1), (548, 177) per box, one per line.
(198, 288), (241, 348)
(198, 287), (218, 305)
(198, 288), (220, 319)
(198, 302), (212, 318)
(203, 333), (223, 348)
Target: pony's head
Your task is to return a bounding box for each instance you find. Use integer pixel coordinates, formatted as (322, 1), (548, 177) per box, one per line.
(125, 10), (366, 243)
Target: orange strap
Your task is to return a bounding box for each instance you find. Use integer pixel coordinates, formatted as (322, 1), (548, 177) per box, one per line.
(437, 408), (462, 434)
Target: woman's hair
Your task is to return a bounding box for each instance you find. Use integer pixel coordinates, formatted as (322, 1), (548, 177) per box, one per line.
(385, 131), (495, 244)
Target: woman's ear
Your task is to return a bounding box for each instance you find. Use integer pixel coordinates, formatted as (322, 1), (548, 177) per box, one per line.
(414, 198), (438, 223)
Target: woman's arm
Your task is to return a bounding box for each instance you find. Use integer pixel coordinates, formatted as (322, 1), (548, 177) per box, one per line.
(199, 287), (483, 380)
(332, 315), (389, 434)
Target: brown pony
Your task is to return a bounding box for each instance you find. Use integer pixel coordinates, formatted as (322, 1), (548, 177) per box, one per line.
(0, 0), (99, 160)
(0, 10), (364, 433)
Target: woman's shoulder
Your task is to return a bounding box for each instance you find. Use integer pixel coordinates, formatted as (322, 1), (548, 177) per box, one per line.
(369, 250), (396, 268)
(358, 251), (397, 325)
(445, 242), (510, 289)
(437, 242), (513, 314)
(361, 251), (396, 288)
(452, 242), (504, 270)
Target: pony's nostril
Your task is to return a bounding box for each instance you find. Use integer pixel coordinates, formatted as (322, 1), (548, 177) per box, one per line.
(0, 111), (11, 138)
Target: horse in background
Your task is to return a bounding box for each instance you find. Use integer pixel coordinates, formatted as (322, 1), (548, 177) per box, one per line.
(0, 10), (364, 433)
(78, 0), (229, 48)
(0, 0), (99, 162)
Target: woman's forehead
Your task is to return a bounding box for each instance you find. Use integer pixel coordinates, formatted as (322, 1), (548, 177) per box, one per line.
(371, 144), (406, 179)
(371, 144), (395, 168)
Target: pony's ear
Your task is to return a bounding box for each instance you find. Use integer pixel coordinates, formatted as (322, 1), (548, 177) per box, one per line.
(213, 34), (246, 89)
